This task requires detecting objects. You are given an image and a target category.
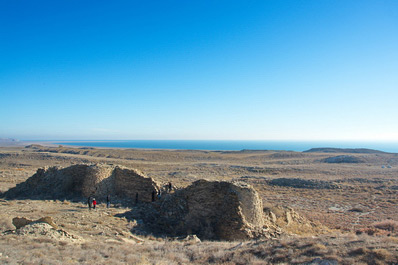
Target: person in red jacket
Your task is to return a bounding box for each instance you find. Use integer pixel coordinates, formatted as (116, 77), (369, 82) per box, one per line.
(92, 198), (97, 209)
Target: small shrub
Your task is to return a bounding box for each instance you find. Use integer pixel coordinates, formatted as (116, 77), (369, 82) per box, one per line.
(349, 247), (368, 256)
(303, 243), (328, 257)
(349, 207), (364, 213)
(369, 248), (392, 260)
(372, 219), (398, 232)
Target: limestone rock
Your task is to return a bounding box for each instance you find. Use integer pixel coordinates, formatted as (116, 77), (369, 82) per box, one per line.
(262, 206), (330, 236)
(36, 216), (58, 229)
(12, 217), (33, 229)
(16, 222), (80, 241)
(286, 211), (292, 225)
(13, 216), (58, 229)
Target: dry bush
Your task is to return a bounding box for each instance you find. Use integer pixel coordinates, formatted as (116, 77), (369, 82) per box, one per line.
(349, 207), (364, 212)
(369, 248), (393, 260)
(381, 236), (398, 244)
(349, 247), (368, 256)
(356, 227), (385, 236)
(372, 219), (398, 232)
(360, 248), (394, 265)
(1, 233), (398, 265)
(303, 243), (328, 257)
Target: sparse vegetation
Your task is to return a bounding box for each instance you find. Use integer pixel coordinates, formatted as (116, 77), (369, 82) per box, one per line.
(372, 219), (398, 233)
(0, 145), (398, 264)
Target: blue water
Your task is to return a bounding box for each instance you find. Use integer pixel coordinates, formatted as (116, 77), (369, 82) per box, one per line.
(52, 140), (398, 153)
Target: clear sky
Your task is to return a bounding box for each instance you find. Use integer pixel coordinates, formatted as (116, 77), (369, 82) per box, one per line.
(1, 0), (397, 141)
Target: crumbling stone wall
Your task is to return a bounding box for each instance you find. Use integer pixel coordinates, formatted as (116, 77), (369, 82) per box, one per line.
(81, 165), (115, 197)
(3, 165), (91, 199)
(3, 164), (159, 202)
(154, 180), (266, 240)
(114, 166), (159, 203)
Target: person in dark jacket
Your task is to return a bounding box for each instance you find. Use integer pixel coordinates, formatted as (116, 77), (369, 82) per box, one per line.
(88, 196), (92, 210)
(106, 195), (111, 208)
(168, 182), (172, 192)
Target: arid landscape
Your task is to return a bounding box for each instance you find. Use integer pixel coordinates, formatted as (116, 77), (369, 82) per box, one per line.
(0, 144), (397, 264)
(3, 0), (398, 264)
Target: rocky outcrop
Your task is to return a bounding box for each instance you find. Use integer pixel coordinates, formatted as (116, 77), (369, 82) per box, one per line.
(12, 216), (58, 229)
(3, 164), (160, 202)
(304, 148), (387, 154)
(322, 155), (364, 164)
(11, 216), (80, 241)
(263, 206), (329, 236)
(12, 217), (34, 229)
(268, 178), (340, 189)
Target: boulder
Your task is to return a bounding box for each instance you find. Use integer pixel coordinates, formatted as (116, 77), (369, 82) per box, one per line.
(12, 217), (33, 229)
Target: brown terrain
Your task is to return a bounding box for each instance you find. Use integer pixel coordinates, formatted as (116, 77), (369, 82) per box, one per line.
(0, 144), (398, 264)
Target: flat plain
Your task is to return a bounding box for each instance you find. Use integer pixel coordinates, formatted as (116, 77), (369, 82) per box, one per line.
(0, 145), (397, 264)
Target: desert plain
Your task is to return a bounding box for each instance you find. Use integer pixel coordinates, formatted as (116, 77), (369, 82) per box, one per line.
(0, 144), (397, 264)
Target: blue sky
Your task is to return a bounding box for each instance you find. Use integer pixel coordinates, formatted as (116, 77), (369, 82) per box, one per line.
(1, 0), (397, 140)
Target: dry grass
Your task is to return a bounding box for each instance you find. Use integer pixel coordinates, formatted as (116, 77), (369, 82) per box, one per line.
(1, 146), (398, 264)
(2, 226), (398, 264)
(372, 219), (398, 233)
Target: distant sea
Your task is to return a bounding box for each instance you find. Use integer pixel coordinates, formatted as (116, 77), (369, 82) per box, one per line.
(48, 140), (398, 153)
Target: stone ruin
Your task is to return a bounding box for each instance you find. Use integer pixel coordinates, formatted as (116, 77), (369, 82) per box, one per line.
(3, 164), (160, 202)
(149, 180), (268, 240)
(2, 164), (327, 241)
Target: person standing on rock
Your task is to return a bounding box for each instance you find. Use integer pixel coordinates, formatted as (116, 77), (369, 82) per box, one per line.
(106, 195), (111, 208)
(88, 196), (92, 210)
(92, 198), (97, 209)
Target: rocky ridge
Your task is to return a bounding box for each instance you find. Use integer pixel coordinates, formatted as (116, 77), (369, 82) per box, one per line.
(322, 155), (364, 163)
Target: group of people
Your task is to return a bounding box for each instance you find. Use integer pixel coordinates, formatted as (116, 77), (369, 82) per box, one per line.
(87, 182), (174, 209)
(87, 194), (111, 210)
(151, 182), (173, 202)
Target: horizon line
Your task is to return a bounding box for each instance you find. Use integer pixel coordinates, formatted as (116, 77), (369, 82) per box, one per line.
(20, 139), (398, 143)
